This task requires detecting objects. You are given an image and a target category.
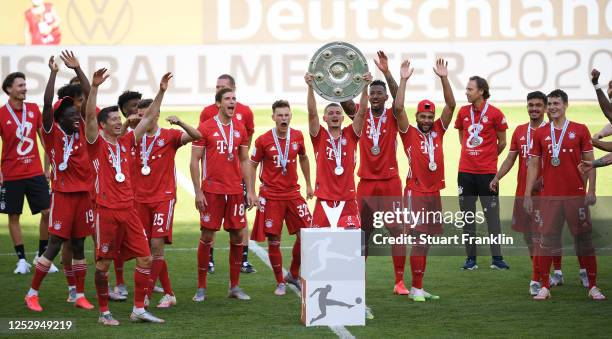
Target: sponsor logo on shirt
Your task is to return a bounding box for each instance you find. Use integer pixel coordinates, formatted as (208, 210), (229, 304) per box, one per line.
(213, 132), (219, 137)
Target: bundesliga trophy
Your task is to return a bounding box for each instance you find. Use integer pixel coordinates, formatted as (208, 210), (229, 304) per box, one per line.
(301, 42), (366, 327)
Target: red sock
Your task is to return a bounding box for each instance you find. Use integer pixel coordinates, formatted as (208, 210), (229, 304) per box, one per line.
(229, 243), (243, 288)
(552, 255), (562, 271)
(410, 256), (425, 289)
(94, 270), (109, 313)
(63, 264), (76, 287)
(539, 256), (553, 289)
(114, 256), (125, 286)
(289, 238), (301, 278)
(73, 263), (87, 294)
(159, 260), (173, 295)
(580, 256), (597, 289)
(392, 243), (406, 284)
(577, 255), (586, 269)
(531, 256), (541, 282)
(197, 240), (211, 289)
(134, 265), (150, 308)
(150, 256), (165, 297)
(268, 240), (283, 284)
(31, 262), (50, 291)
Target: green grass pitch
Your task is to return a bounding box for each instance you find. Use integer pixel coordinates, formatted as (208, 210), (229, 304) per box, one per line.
(1, 103), (612, 338)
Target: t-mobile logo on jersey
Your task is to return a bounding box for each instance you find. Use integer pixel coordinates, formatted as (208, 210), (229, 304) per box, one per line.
(216, 140), (230, 154)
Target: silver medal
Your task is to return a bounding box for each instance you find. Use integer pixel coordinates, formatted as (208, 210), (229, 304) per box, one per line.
(141, 166), (151, 176)
(371, 145), (380, 156)
(428, 162), (437, 171)
(228, 153), (234, 161)
(334, 166), (344, 176)
(551, 157), (561, 167)
(58, 163), (67, 171)
(115, 173), (125, 183)
(471, 138), (481, 147)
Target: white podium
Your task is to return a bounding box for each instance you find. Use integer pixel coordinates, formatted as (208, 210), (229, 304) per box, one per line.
(300, 228), (365, 326)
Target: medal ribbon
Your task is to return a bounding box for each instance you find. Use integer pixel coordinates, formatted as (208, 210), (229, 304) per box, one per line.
(214, 116), (234, 159)
(272, 128), (290, 174)
(550, 119), (569, 160)
(469, 102), (490, 140)
(140, 128), (160, 168)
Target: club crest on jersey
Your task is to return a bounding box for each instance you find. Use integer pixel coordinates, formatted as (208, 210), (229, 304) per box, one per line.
(28, 111), (34, 118)
(431, 131), (438, 138)
(121, 146), (126, 152)
(292, 142), (299, 150)
(157, 139), (165, 147)
(482, 116), (488, 123)
(101, 244), (109, 253)
(259, 197), (266, 206)
(202, 213), (211, 222)
(234, 131), (240, 138)
(265, 219), (273, 228)
(341, 138), (347, 146)
(569, 132), (576, 139)
(53, 221), (62, 230)
(236, 113), (242, 120)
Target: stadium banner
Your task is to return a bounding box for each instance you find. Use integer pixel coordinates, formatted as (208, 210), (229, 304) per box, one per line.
(1, 41), (611, 106)
(301, 228), (365, 326)
(363, 196), (612, 256)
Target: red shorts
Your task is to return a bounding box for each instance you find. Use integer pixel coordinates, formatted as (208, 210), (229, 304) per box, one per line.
(535, 197), (592, 236)
(136, 199), (176, 244)
(511, 197), (538, 233)
(404, 188), (443, 235)
(48, 191), (94, 239)
(95, 205), (150, 261)
(251, 196), (312, 242)
(358, 177), (403, 230)
(311, 199), (360, 228)
(199, 192), (246, 232)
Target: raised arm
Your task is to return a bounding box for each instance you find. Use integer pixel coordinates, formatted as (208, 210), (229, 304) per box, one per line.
(134, 72), (172, 141)
(85, 68), (109, 143)
(374, 51), (398, 99)
(299, 153), (313, 200)
(166, 115), (202, 144)
(43, 56), (58, 131)
(340, 100), (356, 120)
(305, 73), (320, 137)
(61, 50), (91, 98)
(352, 72), (372, 136)
(434, 58), (457, 129)
(591, 69), (612, 123)
(394, 60), (413, 133)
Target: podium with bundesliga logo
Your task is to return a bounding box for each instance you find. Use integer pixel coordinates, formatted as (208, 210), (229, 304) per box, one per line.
(300, 227), (365, 327)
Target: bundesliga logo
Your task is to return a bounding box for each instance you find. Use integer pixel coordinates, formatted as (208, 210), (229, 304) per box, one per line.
(28, 111), (34, 118)
(431, 131), (437, 138)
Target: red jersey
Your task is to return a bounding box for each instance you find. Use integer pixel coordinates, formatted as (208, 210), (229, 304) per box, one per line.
(192, 103), (254, 147)
(25, 3), (61, 45)
(198, 118), (249, 195)
(509, 122), (546, 196)
(355, 105), (399, 180)
(311, 125), (359, 201)
(529, 120), (593, 197)
(130, 128), (184, 203)
(42, 120), (92, 193)
(400, 119), (447, 193)
(454, 101), (508, 174)
(251, 128), (306, 200)
(86, 133), (134, 209)
(0, 102), (44, 181)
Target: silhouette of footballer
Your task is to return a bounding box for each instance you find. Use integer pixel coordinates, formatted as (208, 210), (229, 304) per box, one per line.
(309, 284), (357, 324)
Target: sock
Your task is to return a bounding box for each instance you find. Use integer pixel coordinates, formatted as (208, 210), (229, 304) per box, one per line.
(150, 256), (165, 297)
(94, 270), (109, 313)
(114, 256), (125, 286)
(539, 256), (553, 289)
(134, 266), (151, 308)
(392, 244), (407, 284)
(410, 256), (425, 289)
(209, 247), (214, 264)
(577, 255), (586, 269)
(289, 238), (301, 278)
(197, 240), (211, 289)
(230, 243), (243, 288)
(580, 256), (597, 289)
(268, 240), (283, 284)
(73, 263), (87, 295)
(159, 260), (173, 295)
(15, 244), (26, 260)
(242, 245), (249, 264)
(531, 256), (540, 283)
(552, 255), (562, 271)
(63, 264), (77, 288)
(38, 240), (48, 257)
(31, 262), (50, 291)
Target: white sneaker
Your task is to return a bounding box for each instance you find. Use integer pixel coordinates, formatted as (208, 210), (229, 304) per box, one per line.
(579, 270), (589, 288)
(228, 286), (251, 300)
(144, 295), (150, 307)
(14, 259), (31, 274)
(157, 294), (177, 308)
(588, 286), (606, 301)
(274, 283), (286, 296)
(549, 271), (564, 287)
(153, 285), (164, 293)
(533, 287), (551, 300)
(529, 281), (542, 296)
(130, 310), (165, 323)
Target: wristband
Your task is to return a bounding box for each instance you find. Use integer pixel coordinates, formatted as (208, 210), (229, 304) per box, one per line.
(594, 83), (603, 90)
